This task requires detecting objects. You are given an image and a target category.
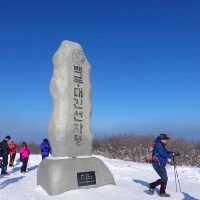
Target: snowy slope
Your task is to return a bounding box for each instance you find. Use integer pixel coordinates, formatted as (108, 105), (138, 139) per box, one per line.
(0, 154), (199, 200)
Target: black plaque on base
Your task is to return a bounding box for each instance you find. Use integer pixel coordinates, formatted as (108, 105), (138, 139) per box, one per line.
(77, 171), (96, 186)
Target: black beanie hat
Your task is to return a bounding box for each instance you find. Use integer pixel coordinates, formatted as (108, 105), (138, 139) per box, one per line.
(160, 133), (170, 140)
(5, 135), (11, 140)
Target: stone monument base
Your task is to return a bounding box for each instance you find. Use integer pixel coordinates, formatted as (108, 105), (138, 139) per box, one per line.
(37, 157), (116, 195)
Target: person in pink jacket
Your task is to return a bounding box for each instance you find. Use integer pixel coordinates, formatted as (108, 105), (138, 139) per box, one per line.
(19, 142), (30, 174)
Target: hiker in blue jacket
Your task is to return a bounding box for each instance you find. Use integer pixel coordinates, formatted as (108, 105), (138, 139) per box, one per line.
(148, 133), (180, 197)
(40, 138), (51, 160)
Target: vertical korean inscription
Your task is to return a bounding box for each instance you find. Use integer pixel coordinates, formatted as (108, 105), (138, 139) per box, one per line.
(73, 64), (84, 145)
(49, 41), (92, 157)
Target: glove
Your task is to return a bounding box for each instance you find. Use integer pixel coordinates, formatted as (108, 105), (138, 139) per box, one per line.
(173, 152), (180, 157)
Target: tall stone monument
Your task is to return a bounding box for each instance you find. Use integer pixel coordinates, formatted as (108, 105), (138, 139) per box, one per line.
(37, 40), (115, 195)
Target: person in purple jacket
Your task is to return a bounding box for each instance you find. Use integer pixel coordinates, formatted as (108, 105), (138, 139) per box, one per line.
(40, 138), (51, 160)
(148, 134), (180, 197)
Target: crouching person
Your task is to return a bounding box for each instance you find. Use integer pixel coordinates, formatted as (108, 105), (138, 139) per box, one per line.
(149, 134), (179, 197)
(8, 139), (17, 167)
(20, 142), (30, 174)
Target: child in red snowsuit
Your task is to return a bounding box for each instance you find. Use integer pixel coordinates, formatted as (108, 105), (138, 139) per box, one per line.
(8, 140), (17, 167)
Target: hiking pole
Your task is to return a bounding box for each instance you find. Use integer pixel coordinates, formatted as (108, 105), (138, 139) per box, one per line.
(173, 156), (178, 192)
(173, 156), (182, 192)
(174, 163), (182, 192)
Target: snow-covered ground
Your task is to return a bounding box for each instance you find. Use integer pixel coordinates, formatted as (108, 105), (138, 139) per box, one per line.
(0, 154), (199, 200)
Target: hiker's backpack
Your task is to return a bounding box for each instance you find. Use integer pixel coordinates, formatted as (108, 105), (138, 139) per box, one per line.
(145, 143), (155, 163)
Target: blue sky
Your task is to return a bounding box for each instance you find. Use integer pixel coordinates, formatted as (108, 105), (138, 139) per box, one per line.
(0, 0), (200, 141)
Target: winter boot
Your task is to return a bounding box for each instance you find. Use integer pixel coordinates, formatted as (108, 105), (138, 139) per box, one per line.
(160, 193), (170, 197)
(160, 181), (170, 197)
(148, 179), (161, 194)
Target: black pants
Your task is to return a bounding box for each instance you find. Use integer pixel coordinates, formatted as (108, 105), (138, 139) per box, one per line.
(21, 158), (28, 173)
(1, 154), (8, 174)
(152, 162), (168, 182)
(150, 162), (168, 194)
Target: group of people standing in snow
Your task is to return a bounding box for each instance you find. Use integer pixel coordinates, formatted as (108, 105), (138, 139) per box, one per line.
(0, 136), (51, 176)
(0, 136), (30, 175)
(0, 133), (179, 197)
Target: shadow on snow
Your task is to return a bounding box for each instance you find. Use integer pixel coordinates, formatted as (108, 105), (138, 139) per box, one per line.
(0, 164), (38, 189)
(182, 192), (198, 200)
(11, 164), (38, 174)
(133, 179), (199, 200)
(0, 176), (23, 189)
(28, 165), (38, 172)
(133, 179), (149, 187)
